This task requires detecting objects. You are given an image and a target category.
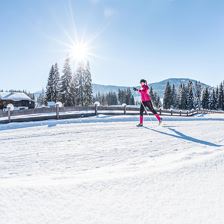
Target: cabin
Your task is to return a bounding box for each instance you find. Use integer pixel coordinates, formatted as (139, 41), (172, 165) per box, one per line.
(0, 92), (35, 110)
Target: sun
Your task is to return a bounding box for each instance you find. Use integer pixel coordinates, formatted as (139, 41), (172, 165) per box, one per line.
(70, 41), (90, 62)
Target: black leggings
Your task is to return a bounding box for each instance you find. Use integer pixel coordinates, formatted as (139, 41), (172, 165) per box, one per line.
(140, 101), (157, 116)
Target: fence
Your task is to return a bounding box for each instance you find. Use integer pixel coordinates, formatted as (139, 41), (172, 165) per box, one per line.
(0, 105), (223, 124)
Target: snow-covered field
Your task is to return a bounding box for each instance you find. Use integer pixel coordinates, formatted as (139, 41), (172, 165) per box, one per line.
(0, 114), (224, 224)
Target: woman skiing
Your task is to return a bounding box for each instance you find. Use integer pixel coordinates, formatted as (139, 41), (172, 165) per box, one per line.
(133, 79), (162, 127)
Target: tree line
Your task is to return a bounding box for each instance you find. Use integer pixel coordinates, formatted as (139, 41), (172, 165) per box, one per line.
(93, 88), (135, 106)
(92, 86), (163, 107)
(38, 59), (93, 107)
(163, 80), (224, 111)
(38, 59), (137, 107)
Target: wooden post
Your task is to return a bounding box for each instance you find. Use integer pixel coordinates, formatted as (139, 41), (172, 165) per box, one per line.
(180, 110), (182, 116)
(187, 111), (189, 116)
(159, 108), (162, 115)
(95, 104), (98, 115)
(124, 105), (127, 115)
(171, 110), (173, 116)
(56, 104), (60, 119)
(8, 109), (11, 123)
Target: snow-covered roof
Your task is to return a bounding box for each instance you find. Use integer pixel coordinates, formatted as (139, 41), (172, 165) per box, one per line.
(0, 92), (32, 101)
(0, 92), (10, 98)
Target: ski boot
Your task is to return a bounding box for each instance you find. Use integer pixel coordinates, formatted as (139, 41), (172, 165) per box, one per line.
(136, 123), (143, 127)
(159, 118), (163, 126)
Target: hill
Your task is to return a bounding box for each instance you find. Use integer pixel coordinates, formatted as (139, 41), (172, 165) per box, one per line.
(93, 78), (210, 98)
(150, 78), (209, 97)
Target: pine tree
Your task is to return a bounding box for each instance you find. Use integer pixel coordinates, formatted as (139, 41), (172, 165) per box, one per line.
(178, 84), (188, 110)
(150, 86), (161, 108)
(149, 86), (155, 102)
(163, 82), (172, 109)
(215, 86), (219, 110)
(210, 88), (218, 110)
(83, 61), (93, 106)
(101, 94), (107, 105)
(218, 82), (224, 110)
(45, 65), (55, 103)
(155, 93), (161, 108)
(37, 88), (46, 106)
(130, 93), (135, 105)
(93, 92), (102, 104)
(126, 88), (135, 105)
(45, 64), (61, 104)
(202, 87), (210, 109)
(118, 88), (135, 105)
(106, 92), (118, 105)
(74, 61), (93, 106)
(59, 58), (73, 106)
(187, 81), (194, 110)
(75, 63), (85, 106)
(118, 89), (126, 104)
(171, 84), (177, 108)
(195, 81), (202, 110)
(52, 63), (60, 102)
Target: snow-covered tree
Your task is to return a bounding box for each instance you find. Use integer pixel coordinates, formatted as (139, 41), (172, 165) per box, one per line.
(163, 82), (172, 109)
(59, 58), (73, 106)
(45, 65), (55, 103)
(74, 61), (93, 106)
(171, 84), (177, 109)
(202, 87), (210, 109)
(106, 92), (118, 105)
(150, 86), (161, 108)
(187, 81), (194, 110)
(74, 63), (85, 106)
(118, 89), (126, 104)
(52, 63), (60, 102)
(126, 88), (135, 105)
(210, 88), (218, 110)
(118, 88), (135, 105)
(195, 81), (202, 110)
(45, 63), (60, 103)
(37, 88), (46, 106)
(218, 82), (224, 110)
(83, 61), (93, 106)
(178, 84), (188, 110)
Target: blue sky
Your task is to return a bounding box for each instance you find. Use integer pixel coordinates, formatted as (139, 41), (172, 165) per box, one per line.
(0, 0), (224, 91)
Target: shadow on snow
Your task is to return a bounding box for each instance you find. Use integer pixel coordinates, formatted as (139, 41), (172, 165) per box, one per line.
(144, 126), (222, 147)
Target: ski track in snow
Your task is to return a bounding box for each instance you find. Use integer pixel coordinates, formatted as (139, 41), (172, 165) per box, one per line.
(0, 114), (224, 224)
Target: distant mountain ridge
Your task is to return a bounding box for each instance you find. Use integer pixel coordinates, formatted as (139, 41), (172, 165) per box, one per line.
(149, 78), (210, 97)
(93, 78), (210, 98)
(34, 78), (210, 99)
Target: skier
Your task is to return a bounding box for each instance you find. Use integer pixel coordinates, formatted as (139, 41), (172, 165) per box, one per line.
(133, 79), (162, 127)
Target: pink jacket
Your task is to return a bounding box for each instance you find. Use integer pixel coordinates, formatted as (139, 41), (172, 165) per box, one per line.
(138, 84), (151, 102)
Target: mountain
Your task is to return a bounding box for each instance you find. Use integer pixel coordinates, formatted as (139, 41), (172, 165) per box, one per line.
(93, 78), (210, 98)
(150, 78), (210, 97)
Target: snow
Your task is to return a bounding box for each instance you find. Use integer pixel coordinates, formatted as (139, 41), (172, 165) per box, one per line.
(0, 114), (224, 224)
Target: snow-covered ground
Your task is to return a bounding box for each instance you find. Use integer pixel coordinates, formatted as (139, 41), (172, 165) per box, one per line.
(0, 114), (224, 224)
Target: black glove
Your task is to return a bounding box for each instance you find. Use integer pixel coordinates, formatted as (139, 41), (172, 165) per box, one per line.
(133, 87), (138, 91)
